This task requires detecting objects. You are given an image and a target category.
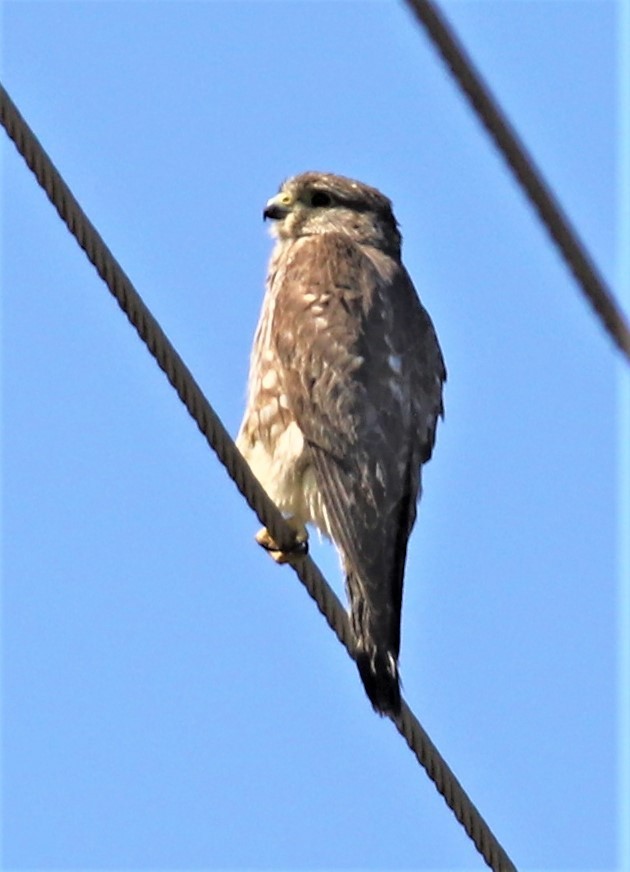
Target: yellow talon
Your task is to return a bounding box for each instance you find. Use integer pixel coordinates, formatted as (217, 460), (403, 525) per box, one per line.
(255, 523), (308, 564)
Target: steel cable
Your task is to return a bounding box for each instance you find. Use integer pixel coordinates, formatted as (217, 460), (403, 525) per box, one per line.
(403, 0), (630, 363)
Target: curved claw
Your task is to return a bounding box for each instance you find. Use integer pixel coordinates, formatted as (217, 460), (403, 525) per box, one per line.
(255, 525), (309, 564)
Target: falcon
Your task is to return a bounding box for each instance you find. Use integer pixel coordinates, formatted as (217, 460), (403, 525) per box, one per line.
(237, 172), (445, 716)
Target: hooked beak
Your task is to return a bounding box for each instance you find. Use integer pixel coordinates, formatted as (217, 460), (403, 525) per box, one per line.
(263, 194), (292, 221)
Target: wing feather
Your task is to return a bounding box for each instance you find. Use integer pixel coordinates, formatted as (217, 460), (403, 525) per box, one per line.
(271, 231), (444, 711)
(272, 230), (442, 557)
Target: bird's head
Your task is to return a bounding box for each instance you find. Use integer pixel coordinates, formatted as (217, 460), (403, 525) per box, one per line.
(263, 172), (401, 257)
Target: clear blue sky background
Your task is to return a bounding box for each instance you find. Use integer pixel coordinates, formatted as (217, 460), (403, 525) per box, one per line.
(2, 1), (625, 869)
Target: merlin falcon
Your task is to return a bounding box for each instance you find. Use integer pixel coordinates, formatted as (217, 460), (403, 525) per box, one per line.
(237, 172), (445, 716)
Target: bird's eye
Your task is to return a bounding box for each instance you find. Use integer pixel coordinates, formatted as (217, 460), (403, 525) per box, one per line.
(310, 191), (332, 208)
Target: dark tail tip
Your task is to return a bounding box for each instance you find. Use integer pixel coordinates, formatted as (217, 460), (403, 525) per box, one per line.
(356, 649), (401, 717)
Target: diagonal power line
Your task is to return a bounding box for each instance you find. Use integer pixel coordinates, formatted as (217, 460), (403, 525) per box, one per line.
(0, 82), (517, 871)
(403, 0), (630, 363)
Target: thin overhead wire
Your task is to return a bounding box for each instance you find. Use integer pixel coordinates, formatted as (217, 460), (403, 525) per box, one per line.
(1, 81), (517, 872)
(402, 0), (630, 363)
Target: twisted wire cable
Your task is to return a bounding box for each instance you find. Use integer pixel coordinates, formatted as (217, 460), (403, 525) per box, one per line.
(1, 81), (516, 871)
(403, 0), (630, 363)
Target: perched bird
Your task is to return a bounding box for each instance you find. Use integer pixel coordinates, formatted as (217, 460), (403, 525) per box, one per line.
(237, 172), (445, 716)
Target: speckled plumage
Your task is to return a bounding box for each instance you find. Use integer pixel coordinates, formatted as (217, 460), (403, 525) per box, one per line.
(237, 172), (445, 715)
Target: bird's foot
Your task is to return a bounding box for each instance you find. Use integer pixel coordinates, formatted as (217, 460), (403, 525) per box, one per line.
(255, 522), (309, 564)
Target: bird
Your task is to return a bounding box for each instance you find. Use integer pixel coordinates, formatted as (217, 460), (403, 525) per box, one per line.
(237, 172), (445, 716)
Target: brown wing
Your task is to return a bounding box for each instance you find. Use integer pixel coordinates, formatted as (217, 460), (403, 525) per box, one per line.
(271, 233), (444, 671)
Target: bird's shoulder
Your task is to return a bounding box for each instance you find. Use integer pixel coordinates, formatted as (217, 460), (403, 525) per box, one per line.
(268, 231), (416, 333)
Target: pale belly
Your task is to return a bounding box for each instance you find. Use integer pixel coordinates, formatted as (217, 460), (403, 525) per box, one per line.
(237, 421), (332, 537)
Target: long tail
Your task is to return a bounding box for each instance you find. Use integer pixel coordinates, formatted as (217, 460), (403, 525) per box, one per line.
(346, 569), (403, 717)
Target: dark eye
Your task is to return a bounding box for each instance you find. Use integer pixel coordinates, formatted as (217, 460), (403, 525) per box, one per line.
(310, 190), (332, 208)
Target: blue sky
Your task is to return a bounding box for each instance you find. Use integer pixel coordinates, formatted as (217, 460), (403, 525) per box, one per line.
(2, 1), (625, 869)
